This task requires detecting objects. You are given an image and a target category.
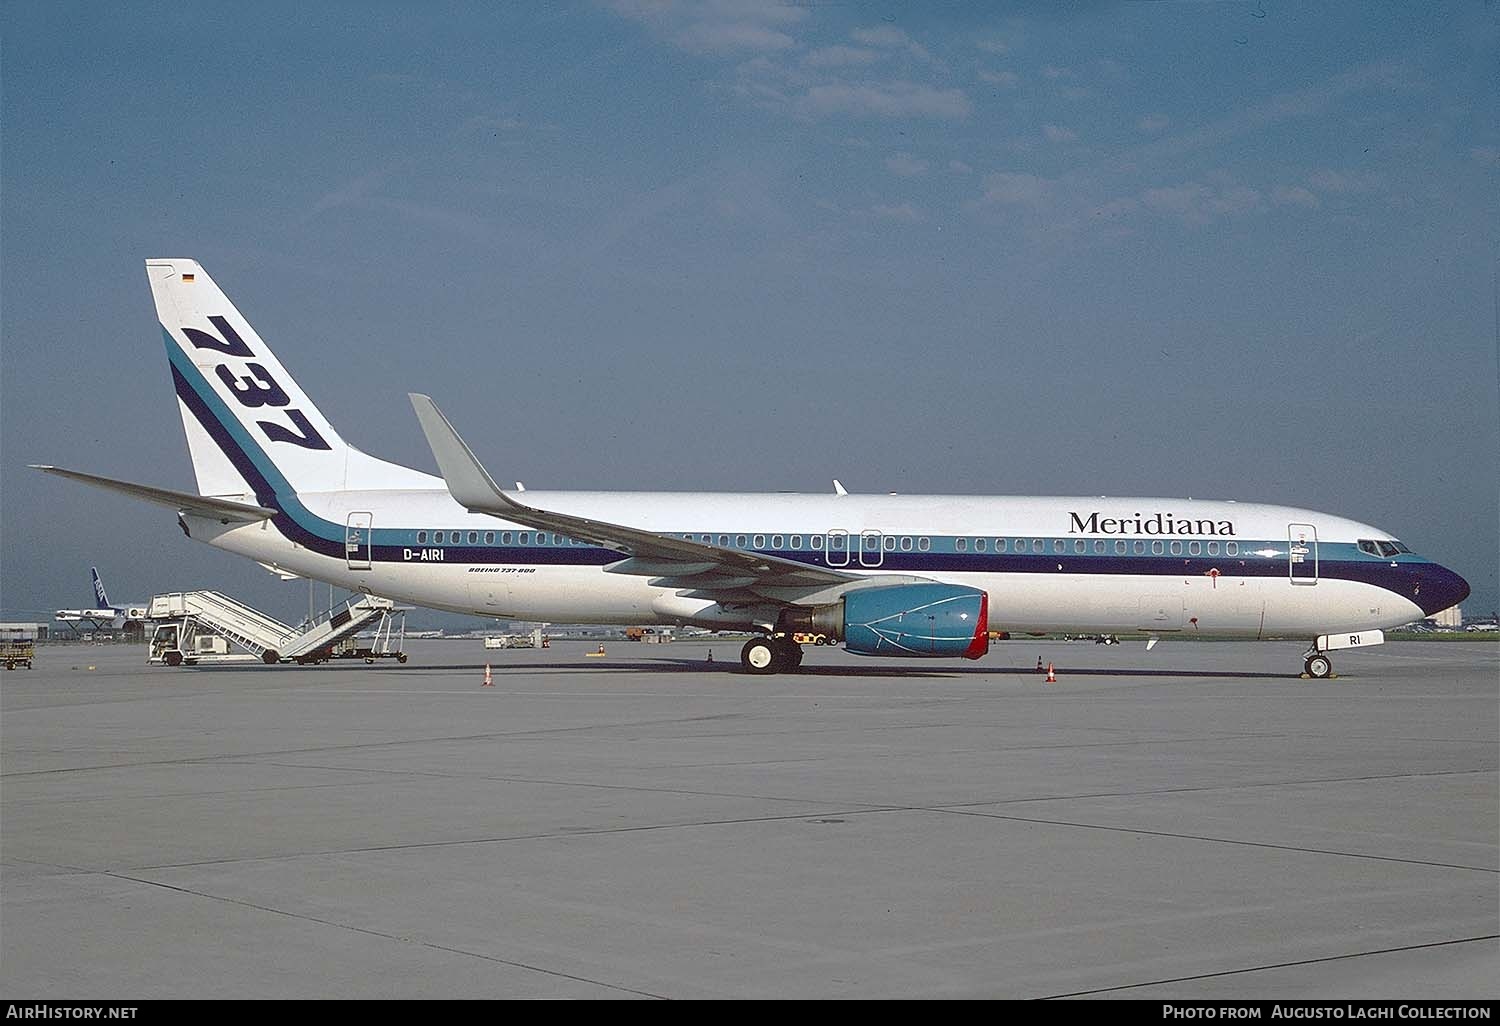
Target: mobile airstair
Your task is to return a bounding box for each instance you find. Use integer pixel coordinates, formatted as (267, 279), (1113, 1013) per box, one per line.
(147, 591), (402, 666)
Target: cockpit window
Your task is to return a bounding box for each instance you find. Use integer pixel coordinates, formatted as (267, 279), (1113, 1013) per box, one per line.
(1361, 539), (1408, 558)
(1358, 540), (1380, 556)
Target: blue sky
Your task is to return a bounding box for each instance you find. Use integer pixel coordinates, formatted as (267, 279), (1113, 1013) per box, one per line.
(2, 1), (1496, 624)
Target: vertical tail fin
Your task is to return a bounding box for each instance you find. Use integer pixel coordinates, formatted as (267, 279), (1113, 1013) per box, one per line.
(147, 260), (436, 501)
(91, 567), (109, 609)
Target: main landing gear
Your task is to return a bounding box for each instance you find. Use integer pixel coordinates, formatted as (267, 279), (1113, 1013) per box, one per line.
(740, 634), (803, 675)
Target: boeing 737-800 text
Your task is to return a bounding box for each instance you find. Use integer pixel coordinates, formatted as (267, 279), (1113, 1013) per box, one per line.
(34, 261), (1470, 676)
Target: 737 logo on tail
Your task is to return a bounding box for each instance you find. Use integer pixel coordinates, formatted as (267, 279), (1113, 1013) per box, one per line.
(184, 316), (331, 450)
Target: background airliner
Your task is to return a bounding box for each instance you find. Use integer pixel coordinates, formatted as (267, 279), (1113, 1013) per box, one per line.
(53, 567), (148, 632)
(35, 260), (1470, 676)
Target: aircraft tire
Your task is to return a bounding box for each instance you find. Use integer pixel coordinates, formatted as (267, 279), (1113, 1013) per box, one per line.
(1305, 654), (1332, 679)
(741, 637), (777, 675)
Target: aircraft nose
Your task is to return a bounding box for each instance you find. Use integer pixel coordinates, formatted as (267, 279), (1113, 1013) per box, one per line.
(1412, 562), (1470, 617)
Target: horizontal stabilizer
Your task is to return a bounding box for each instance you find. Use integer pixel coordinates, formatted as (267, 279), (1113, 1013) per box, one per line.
(30, 465), (278, 523)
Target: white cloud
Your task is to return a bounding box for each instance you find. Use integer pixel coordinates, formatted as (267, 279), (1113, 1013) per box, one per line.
(978, 171), (1052, 207)
(1141, 181), (1261, 224)
(798, 81), (972, 120)
(1471, 146), (1500, 167)
(675, 21), (795, 53)
(850, 24), (935, 63)
(1043, 124), (1077, 144)
(803, 45), (879, 68)
(976, 38), (1009, 56)
(607, 0), (807, 54)
(885, 152), (929, 177)
(1306, 168), (1383, 194)
(870, 202), (923, 223)
(852, 25), (910, 48)
(978, 69), (1019, 88)
(949, 160), (973, 175)
(1272, 185), (1321, 209)
(1137, 113), (1170, 134)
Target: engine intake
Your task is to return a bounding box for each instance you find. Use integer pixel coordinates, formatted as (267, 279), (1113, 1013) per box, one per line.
(779, 583), (989, 659)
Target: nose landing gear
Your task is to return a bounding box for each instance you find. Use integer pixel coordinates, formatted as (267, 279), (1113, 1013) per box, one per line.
(1303, 652), (1333, 679)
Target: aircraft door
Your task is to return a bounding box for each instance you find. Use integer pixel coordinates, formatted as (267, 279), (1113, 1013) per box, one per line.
(826, 530), (850, 567)
(346, 512), (373, 571)
(1288, 523), (1317, 585)
(860, 530), (884, 568)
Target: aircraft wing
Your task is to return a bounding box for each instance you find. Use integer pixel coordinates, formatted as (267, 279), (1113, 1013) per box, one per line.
(30, 465), (278, 523)
(409, 394), (875, 597)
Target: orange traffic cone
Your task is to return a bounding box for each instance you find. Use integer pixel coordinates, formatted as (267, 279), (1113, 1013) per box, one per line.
(482, 663), (494, 687)
(1045, 662), (1056, 684)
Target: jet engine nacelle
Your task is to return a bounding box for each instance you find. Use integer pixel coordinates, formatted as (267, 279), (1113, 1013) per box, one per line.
(778, 583), (989, 659)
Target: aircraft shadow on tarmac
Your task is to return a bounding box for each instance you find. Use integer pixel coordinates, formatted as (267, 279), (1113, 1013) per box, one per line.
(188, 658), (1289, 681)
(475, 659), (1292, 681)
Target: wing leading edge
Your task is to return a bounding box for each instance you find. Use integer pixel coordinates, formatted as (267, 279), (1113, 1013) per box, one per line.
(407, 394), (888, 601)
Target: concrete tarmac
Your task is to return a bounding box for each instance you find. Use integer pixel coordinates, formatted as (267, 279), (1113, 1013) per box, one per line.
(2, 638), (1495, 999)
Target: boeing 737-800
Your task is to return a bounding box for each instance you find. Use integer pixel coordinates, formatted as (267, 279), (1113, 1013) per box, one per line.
(34, 260), (1470, 676)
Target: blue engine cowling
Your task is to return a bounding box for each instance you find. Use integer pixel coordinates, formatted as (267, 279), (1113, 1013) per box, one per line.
(843, 583), (989, 659)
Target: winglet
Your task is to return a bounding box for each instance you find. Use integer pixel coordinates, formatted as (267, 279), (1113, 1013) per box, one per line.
(407, 394), (517, 514)
(833, 479), (848, 496)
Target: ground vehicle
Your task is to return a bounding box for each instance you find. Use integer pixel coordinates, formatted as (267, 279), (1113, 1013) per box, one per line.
(3, 641), (36, 669)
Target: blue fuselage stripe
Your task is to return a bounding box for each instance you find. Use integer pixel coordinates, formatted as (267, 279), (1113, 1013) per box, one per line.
(167, 340), (1444, 605)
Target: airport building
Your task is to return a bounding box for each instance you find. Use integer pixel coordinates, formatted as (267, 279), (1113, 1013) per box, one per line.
(1429, 604), (1463, 629)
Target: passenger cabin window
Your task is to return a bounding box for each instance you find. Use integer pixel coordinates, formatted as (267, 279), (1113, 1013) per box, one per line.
(1189, 541), (1201, 555)
(918, 537), (931, 552)
(1094, 540), (1106, 554)
(1152, 541), (1164, 555)
(468, 532), (478, 544)
(996, 539), (1007, 552)
(975, 538), (986, 552)
(956, 538), (968, 552)
(484, 532), (494, 544)
(520, 532), (531, 545)
(1074, 540), (1086, 554)
(1226, 542), (1237, 556)
(1207, 541), (1219, 556)
(502, 532), (512, 544)
(417, 531), (427, 544)
(900, 536), (913, 552)
(1170, 541), (1182, 555)
(435, 531), (445, 543)
(791, 536), (802, 549)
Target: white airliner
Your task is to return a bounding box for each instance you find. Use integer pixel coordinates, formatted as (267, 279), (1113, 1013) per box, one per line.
(34, 260), (1470, 676)
(54, 567), (148, 632)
